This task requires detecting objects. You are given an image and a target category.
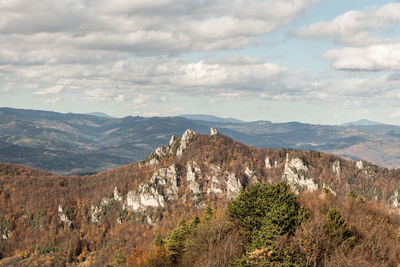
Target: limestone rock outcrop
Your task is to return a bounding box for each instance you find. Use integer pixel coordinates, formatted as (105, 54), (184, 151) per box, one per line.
(206, 165), (223, 196)
(391, 191), (399, 208)
(176, 129), (198, 156)
(90, 196), (113, 223)
(146, 129), (198, 164)
(226, 173), (242, 199)
(1, 231), (10, 240)
(282, 153), (318, 192)
(356, 160), (364, 169)
(114, 186), (123, 202)
(206, 165), (243, 198)
(265, 157), (272, 169)
(323, 183), (337, 196)
(244, 167), (259, 184)
(332, 160), (341, 176)
(124, 164), (180, 211)
(186, 161), (201, 194)
(58, 205), (73, 227)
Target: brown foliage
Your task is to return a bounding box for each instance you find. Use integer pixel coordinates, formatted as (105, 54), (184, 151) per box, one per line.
(1, 133), (400, 265)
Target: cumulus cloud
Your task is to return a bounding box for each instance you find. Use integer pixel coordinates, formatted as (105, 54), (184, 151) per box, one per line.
(324, 44), (400, 71)
(297, 3), (400, 46)
(297, 2), (400, 71)
(0, 0), (321, 57)
(0, 0), (326, 110)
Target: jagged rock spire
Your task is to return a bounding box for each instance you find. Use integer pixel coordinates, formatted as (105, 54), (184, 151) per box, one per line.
(176, 129), (198, 156)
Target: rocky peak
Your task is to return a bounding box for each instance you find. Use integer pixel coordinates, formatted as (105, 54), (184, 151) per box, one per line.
(176, 129), (198, 156)
(169, 135), (176, 146)
(210, 128), (218, 136)
(145, 129), (199, 164)
(356, 160), (364, 169)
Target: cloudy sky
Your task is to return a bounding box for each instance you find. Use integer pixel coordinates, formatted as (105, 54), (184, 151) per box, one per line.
(1, 0), (400, 124)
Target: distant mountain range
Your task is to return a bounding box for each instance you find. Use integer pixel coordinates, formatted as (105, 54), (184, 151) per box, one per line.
(179, 114), (244, 123)
(342, 119), (385, 126)
(0, 107), (400, 173)
(85, 112), (115, 118)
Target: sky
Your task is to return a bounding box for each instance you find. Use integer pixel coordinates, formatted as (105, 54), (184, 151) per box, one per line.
(1, 0), (400, 124)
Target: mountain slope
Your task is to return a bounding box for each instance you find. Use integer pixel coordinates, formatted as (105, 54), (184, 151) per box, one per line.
(0, 129), (399, 265)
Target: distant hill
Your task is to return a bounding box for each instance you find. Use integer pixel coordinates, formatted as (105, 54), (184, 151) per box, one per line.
(342, 119), (385, 126)
(85, 112), (115, 118)
(1, 107), (400, 174)
(178, 114), (244, 123)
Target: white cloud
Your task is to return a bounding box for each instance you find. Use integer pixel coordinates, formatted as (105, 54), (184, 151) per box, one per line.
(2, 54), (399, 111)
(0, 0), (321, 57)
(0, 0), (323, 108)
(0, 0), (332, 116)
(113, 94), (125, 102)
(133, 94), (149, 105)
(84, 88), (125, 102)
(297, 3), (400, 46)
(33, 85), (63, 95)
(390, 110), (400, 118)
(324, 44), (400, 71)
(2, 0), (399, 117)
(43, 96), (61, 104)
(297, 2), (400, 71)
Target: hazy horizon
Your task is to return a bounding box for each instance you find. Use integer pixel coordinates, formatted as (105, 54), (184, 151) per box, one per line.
(0, 106), (393, 126)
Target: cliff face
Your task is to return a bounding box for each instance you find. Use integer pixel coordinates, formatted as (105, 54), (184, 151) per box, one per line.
(0, 129), (399, 266)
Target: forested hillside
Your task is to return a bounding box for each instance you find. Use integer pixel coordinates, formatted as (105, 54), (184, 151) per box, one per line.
(0, 129), (399, 266)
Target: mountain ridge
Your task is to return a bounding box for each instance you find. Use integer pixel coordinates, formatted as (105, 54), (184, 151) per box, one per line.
(84, 112), (115, 118)
(177, 114), (244, 124)
(342, 118), (386, 126)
